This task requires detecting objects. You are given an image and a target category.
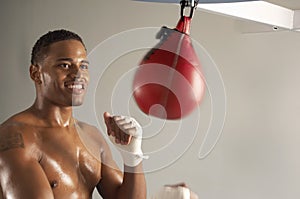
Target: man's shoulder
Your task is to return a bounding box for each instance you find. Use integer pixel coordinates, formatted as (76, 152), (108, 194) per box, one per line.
(0, 115), (25, 136)
(75, 120), (108, 148)
(0, 119), (28, 161)
(75, 120), (102, 135)
(0, 114), (28, 140)
(0, 109), (33, 129)
(0, 111), (38, 156)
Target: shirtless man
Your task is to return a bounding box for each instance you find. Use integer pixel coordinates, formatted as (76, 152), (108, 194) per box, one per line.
(0, 29), (146, 199)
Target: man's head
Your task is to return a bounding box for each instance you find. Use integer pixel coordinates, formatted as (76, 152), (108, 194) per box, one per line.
(31, 29), (86, 65)
(30, 29), (89, 107)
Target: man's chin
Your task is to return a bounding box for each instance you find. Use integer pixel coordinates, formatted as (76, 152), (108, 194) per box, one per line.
(71, 95), (86, 106)
(71, 98), (85, 106)
(72, 102), (83, 106)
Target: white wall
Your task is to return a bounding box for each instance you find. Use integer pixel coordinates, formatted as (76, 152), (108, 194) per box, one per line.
(1, 0), (300, 199)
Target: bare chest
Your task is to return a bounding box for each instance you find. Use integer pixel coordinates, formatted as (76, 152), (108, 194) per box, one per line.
(36, 128), (101, 197)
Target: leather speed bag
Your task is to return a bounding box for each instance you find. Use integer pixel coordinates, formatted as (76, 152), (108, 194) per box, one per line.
(133, 16), (205, 119)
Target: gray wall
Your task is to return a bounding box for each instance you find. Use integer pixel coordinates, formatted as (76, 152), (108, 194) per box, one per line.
(1, 0), (300, 198)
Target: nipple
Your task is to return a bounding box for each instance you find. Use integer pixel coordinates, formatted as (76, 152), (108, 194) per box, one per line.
(50, 180), (58, 189)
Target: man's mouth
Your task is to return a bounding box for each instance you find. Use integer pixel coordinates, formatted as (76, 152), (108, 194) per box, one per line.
(66, 84), (85, 89)
(64, 81), (87, 95)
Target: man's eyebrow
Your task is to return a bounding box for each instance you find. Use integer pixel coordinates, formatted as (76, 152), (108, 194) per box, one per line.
(81, 60), (90, 64)
(56, 58), (73, 62)
(56, 58), (89, 64)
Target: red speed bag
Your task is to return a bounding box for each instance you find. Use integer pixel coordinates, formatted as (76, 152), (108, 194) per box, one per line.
(133, 16), (205, 119)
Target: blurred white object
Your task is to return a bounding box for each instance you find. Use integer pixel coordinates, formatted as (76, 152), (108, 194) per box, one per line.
(151, 186), (190, 199)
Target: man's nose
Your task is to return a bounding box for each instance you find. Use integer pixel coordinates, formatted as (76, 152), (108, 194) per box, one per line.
(70, 65), (83, 79)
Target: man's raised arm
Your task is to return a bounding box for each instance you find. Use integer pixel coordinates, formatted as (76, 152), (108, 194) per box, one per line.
(97, 112), (147, 199)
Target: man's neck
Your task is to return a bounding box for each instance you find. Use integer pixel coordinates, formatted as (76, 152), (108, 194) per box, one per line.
(31, 99), (75, 128)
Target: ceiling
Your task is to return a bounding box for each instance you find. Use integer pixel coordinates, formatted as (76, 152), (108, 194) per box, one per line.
(194, 0), (300, 32)
(266, 0), (300, 10)
(134, 0), (300, 32)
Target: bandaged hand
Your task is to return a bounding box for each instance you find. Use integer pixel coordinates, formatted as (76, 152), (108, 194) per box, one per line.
(151, 186), (190, 199)
(103, 112), (148, 167)
(151, 183), (199, 199)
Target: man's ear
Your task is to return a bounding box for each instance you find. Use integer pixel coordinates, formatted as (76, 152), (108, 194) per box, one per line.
(29, 64), (42, 84)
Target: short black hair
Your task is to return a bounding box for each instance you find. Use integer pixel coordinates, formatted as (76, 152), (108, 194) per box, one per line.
(31, 29), (86, 65)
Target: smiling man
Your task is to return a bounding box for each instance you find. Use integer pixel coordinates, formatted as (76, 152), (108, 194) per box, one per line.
(0, 29), (146, 199)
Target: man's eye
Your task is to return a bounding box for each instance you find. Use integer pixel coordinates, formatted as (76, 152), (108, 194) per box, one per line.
(80, 65), (88, 70)
(59, 63), (70, 69)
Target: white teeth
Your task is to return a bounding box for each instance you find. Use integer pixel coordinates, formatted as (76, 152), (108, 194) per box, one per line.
(67, 84), (83, 89)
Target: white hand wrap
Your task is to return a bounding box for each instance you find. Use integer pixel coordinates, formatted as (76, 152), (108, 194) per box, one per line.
(109, 116), (148, 167)
(151, 186), (191, 199)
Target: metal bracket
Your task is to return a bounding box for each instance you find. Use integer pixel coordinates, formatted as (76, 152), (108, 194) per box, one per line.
(180, 0), (199, 18)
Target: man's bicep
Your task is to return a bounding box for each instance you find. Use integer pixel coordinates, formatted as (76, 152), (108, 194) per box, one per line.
(0, 152), (54, 199)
